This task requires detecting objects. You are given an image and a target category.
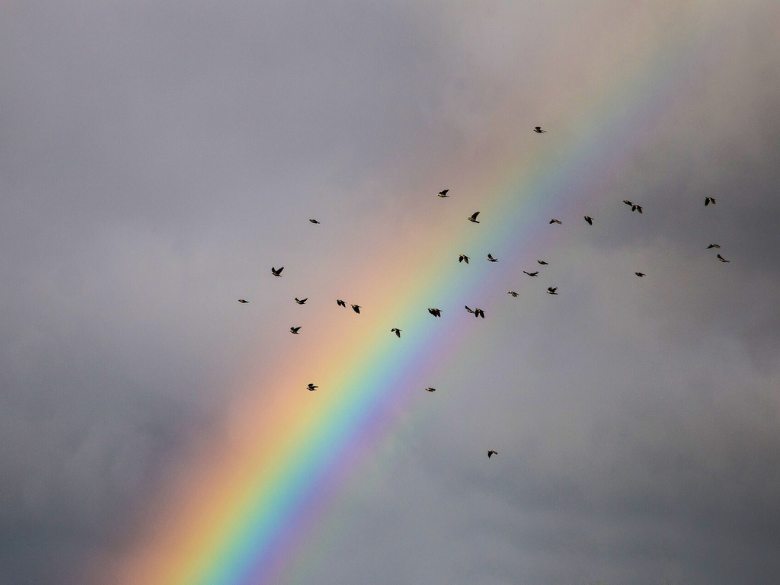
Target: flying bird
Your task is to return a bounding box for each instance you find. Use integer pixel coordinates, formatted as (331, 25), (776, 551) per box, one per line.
(459, 254), (470, 264)
(523, 271), (539, 277)
(623, 199), (633, 206)
(336, 299), (346, 307)
(487, 253), (498, 262)
(290, 326), (301, 334)
(468, 211), (481, 223)
(425, 387), (436, 392)
(271, 266), (284, 277)
(635, 272), (646, 277)
(465, 306), (485, 318)
(295, 297), (308, 305)
(507, 291), (519, 297)
(705, 197), (717, 206)
(584, 215), (593, 225)
(707, 244), (721, 249)
(309, 219), (320, 224)
(428, 308), (442, 317)
(632, 204), (643, 214)
(306, 383), (318, 391)
(533, 126), (546, 133)
(438, 189), (449, 197)
(549, 219), (562, 225)
(237, 299), (248, 303)
(351, 304), (361, 313)
(547, 287), (558, 295)
(537, 260), (548, 266)
(391, 328), (401, 338)
(487, 450), (498, 458)
(717, 254), (730, 263)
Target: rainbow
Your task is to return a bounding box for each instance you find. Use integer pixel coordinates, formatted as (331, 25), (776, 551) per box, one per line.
(101, 4), (737, 584)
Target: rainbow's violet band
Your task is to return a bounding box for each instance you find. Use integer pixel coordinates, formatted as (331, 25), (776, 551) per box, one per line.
(104, 6), (729, 585)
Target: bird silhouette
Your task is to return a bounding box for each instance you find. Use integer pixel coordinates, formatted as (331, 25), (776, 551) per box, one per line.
(487, 253), (498, 262)
(428, 308), (442, 317)
(717, 254), (730, 263)
(425, 387), (436, 392)
(635, 272), (646, 277)
(438, 189), (449, 197)
(705, 197), (717, 206)
(487, 450), (498, 458)
(336, 299), (346, 307)
(465, 306), (485, 318)
(549, 219), (562, 225)
(309, 219), (320, 224)
(295, 297), (308, 305)
(707, 244), (721, 249)
(533, 126), (546, 133)
(290, 326), (301, 334)
(523, 271), (539, 277)
(507, 291), (519, 297)
(537, 260), (548, 266)
(391, 328), (401, 338)
(459, 254), (470, 264)
(547, 287), (558, 295)
(623, 199), (633, 206)
(238, 299), (248, 303)
(584, 215), (593, 225)
(351, 304), (361, 313)
(271, 266), (284, 277)
(468, 211), (481, 223)
(307, 383), (318, 391)
(632, 204), (643, 214)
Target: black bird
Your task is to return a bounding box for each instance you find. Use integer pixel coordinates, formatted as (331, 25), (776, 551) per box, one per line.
(487, 450), (498, 458)
(425, 387), (436, 392)
(632, 204), (643, 213)
(717, 254), (730, 263)
(584, 215), (593, 225)
(537, 260), (548, 266)
(465, 306), (485, 318)
(523, 271), (539, 277)
(271, 266), (284, 277)
(438, 189), (449, 198)
(707, 244), (721, 249)
(238, 299), (248, 303)
(336, 299), (346, 307)
(307, 383), (318, 391)
(459, 254), (470, 264)
(295, 297), (308, 305)
(428, 308), (442, 317)
(468, 211), (481, 223)
(635, 272), (645, 277)
(623, 199), (633, 206)
(351, 304), (361, 313)
(290, 326), (301, 334)
(309, 219), (320, 224)
(547, 287), (558, 295)
(549, 219), (562, 225)
(487, 253), (498, 262)
(533, 126), (546, 133)
(507, 291), (519, 297)
(705, 197), (717, 206)
(391, 328), (401, 338)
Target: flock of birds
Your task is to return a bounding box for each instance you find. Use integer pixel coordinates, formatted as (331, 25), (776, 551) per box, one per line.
(238, 126), (730, 460)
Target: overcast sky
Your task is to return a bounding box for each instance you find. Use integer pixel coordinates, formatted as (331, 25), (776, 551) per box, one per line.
(1, 2), (779, 584)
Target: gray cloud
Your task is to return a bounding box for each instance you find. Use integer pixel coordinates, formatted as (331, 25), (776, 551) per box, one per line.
(1, 1), (779, 584)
